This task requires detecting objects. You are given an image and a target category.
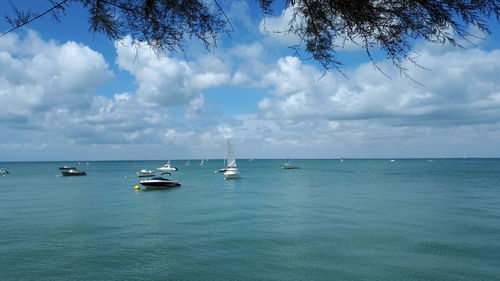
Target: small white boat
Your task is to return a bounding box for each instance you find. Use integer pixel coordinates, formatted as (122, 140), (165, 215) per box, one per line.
(140, 173), (181, 189)
(156, 161), (179, 172)
(61, 169), (87, 176)
(223, 140), (240, 179)
(283, 158), (300, 169)
(0, 168), (9, 175)
(136, 169), (155, 177)
(199, 159), (204, 166)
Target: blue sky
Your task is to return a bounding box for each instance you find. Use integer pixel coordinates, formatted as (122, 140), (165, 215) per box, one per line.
(1, 1), (500, 161)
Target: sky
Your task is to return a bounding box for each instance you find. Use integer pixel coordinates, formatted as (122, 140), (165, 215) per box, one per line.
(1, 1), (499, 161)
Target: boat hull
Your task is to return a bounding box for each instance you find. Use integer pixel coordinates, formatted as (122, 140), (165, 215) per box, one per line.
(61, 171), (87, 176)
(140, 180), (181, 189)
(59, 166), (77, 171)
(224, 169), (240, 179)
(156, 167), (179, 172)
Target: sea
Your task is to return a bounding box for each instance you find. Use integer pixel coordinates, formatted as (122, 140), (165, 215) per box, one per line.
(1, 158), (499, 281)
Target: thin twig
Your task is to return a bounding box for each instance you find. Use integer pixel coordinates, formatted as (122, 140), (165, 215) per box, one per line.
(1, 0), (69, 37)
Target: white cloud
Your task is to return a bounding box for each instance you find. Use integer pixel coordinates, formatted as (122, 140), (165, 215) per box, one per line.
(243, 41), (500, 157)
(0, 32), (235, 157)
(259, 45), (500, 127)
(231, 42), (264, 59)
(115, 36), (232, 107)
(1, 24), (499, 160)
(0, 31), (113, 125)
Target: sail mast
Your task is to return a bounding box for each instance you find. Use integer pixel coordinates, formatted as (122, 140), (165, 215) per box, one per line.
(223, 139), (228, 168)
(226, 140), (237, 168)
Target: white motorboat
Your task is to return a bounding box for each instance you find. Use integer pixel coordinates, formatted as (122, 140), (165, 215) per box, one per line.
(223, 140), (240, 179)
(283, 163), (300, 169)
(0, 168), (9, 175)
(156, 161), (179, 172)
(61, 169), (87, 176)
(283, 158), (300, 169)
(140, 173), (181, 189)
(136, 169), (155, 177)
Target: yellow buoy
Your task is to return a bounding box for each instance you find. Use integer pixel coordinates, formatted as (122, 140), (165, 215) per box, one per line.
(134, 185), (140, 190)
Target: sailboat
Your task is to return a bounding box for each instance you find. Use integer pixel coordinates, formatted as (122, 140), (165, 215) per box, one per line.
(199, 159), (204, 166)
(223, 140), (240, 179)
(185, 160), (190, 166)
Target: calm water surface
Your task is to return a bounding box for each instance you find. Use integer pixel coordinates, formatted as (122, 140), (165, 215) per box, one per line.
(1, 159), (500, 280)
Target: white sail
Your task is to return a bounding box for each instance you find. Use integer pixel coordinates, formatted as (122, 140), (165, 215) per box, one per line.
(226, 140), (237, 168)
(223, 144), (228, 168)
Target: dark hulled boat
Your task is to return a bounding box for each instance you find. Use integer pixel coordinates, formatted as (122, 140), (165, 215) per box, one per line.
(61, 169), (87, 176)
(59, 166), (77, 171)
(139, 175), (181, 189)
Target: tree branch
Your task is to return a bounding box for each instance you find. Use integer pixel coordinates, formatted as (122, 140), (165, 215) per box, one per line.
(1, 0), (69, 37)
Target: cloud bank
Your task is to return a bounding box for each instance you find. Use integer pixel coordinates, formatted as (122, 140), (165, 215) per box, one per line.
(0, 25), (499, 160)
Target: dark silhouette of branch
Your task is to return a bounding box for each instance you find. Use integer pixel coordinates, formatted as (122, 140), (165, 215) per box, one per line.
(2, 0), (69, 37)
(2, 0), (499, 74)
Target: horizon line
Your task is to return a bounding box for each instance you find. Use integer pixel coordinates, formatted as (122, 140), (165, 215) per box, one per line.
(1, 157), (498, 163)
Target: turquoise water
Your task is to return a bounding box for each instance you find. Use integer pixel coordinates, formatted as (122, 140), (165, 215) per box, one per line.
(1, 159), (500, 281)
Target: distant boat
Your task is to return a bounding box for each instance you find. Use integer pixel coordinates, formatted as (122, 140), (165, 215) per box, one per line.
(0, 168), (9, 175)
(61, 169), (87, 176)
(223, 140), (240, 179)
(156, 161), (179, 172)
(340, 156), (344, 162)
(185, 160), (190, 166)
(390, 159), (396, 162)
(136, 169), (155, 177)
(199, 159), (204, 166)
(283, 158), (300, 169)
(59, 166), (77, 171)
(140, 173), (181, 189)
